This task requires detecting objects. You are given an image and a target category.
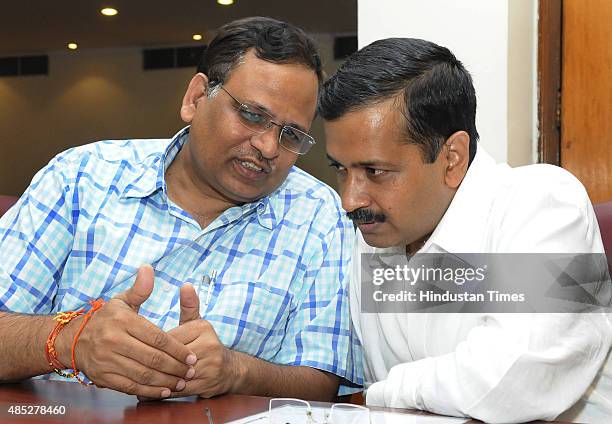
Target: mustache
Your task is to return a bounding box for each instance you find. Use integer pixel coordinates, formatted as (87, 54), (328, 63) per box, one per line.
(235, 148), (273, 172)
(346, 208), (386, 225)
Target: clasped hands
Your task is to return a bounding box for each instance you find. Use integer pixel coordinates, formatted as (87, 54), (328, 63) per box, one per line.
(58, 264), (240, 399)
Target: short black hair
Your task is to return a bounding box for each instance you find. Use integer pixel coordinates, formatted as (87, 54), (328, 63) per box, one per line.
(198, 17), (323, 87)
(319, 38), (479, 164)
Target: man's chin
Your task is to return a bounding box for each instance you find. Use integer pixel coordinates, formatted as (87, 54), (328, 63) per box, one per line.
(219, 179), (275, 205)
(224, 171), (288, 204)
(360, 231), (398, 249)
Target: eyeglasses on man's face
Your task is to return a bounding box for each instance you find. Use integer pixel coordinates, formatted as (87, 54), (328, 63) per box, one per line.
(268, 398), (370, 424)
(219, 86), (316, 155)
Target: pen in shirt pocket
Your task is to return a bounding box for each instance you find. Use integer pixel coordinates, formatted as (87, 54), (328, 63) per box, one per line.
(204, 270), (217, 305)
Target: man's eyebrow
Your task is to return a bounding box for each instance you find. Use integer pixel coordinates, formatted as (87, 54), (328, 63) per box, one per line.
(356, 160), (395, 167)
(246, 100), (274, 117)
(285, 122), (308, 133)
(326, 154), (342, 165)
(326, 154), (394, 168)
(249, 101), (308, 133)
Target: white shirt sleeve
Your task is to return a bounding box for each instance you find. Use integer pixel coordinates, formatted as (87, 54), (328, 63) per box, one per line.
(366, 313), (612, 423)
(366, 169), (612, 423)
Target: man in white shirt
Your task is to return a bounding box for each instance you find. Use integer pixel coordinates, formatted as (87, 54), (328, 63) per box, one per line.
(319, 37), (612, 423)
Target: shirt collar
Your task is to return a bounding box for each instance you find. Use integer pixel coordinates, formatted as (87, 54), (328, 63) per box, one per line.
(122, 125), (282, 230)
(422, 145), (501, 254)
(121, 126), (190, 199)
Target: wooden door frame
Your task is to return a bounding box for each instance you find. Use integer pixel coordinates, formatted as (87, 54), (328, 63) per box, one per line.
(538, 0), (562, 165)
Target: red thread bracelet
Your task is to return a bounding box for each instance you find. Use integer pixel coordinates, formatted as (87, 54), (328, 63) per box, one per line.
(70, 298), (106, 385)
(45, 309), (85, 378)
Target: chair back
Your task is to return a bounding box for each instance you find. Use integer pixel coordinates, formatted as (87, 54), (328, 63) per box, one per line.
(594, 201), (612, 274)
(0, 195), (18, 218)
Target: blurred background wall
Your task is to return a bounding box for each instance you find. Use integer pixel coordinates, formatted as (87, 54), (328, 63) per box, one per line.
(0, 1), (356, 195)
(5, 1), (608, 202)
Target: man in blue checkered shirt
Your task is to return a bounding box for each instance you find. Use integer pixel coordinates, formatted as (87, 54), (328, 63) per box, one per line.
(0, 17), (363, 400)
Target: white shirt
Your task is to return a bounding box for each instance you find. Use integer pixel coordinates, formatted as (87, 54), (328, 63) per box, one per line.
(351, 147), (612, 423)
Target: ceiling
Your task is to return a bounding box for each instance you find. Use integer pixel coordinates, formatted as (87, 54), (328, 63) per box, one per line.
(0, 0), (357, 56)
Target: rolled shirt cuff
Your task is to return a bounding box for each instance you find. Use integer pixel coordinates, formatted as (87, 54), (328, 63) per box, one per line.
(364, 360), (429, 409)
(365, 380), (388, 406)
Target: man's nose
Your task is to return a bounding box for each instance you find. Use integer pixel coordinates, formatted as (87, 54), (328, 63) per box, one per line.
(340, 174), (371, 213)
(249, 127), (281, 160)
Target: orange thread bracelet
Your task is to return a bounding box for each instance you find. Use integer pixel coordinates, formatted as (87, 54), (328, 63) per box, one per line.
(71, 298), (106, 385)
(45, 309), (85, 378)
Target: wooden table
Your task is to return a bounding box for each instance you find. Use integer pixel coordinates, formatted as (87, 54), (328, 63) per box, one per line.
(0, 380), (566, 423)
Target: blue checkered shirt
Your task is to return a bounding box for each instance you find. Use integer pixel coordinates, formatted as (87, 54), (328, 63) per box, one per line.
(0, 127), (363, 393)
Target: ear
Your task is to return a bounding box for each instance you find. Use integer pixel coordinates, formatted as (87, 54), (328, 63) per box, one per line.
(443, 131), (470, 189)
(180, 73), (209, 124)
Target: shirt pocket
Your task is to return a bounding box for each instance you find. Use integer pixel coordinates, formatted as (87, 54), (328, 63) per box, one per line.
(205, 280), (293, 359)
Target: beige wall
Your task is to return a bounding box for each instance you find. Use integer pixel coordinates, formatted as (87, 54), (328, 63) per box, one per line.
(507, 0), (537, 166)
(0, 34), (345, 195)
(358, 0), (539, 167)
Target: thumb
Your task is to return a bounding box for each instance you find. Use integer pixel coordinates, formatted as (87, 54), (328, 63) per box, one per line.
(179, 283), (200, 325)
(116, 264), (154, 312)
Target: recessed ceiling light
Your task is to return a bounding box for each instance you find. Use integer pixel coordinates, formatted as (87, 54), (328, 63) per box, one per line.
(101, 7), (118, 16)
(192, 34), (203, 41)
(67, 43), (78, 50)
(217, 0), (234, 5)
